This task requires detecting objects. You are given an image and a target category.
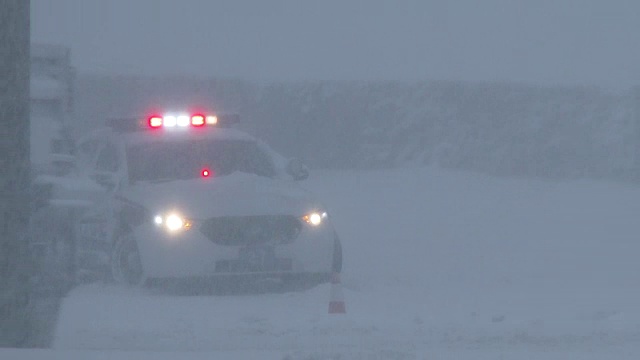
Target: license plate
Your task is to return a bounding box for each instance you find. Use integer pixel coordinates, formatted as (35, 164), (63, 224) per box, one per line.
(237, 245), (276, 272)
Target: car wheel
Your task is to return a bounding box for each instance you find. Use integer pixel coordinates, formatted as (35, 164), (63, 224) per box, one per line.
(111, 232), (145, 286)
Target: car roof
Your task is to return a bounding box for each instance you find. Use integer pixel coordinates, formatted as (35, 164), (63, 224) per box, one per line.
(80, 126), (258, 147)
(121, 127), (257, 146)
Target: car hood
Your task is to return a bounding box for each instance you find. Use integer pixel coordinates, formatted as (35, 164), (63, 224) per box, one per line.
(122, 172), (322, 219)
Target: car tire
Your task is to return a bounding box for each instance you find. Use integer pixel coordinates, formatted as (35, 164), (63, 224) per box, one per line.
(110, 231), (146, 286)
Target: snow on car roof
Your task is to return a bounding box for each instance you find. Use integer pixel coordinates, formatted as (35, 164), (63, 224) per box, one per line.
(121, 127), (257, 146)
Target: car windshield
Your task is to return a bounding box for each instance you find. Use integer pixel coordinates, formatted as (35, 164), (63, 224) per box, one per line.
(127, 139), (275, 182)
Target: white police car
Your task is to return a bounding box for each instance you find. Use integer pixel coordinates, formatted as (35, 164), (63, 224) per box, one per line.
(74, 113), (342, 286)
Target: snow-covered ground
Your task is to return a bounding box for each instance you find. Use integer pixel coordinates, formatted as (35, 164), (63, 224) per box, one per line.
(9, 167), (640, 359)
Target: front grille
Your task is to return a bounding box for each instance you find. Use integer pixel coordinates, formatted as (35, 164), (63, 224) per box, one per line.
(199, 215), (302, 246)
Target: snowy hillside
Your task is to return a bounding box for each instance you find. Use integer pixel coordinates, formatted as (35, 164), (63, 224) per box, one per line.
(32, 167), (640, 359)
(74, 76), (640, 181)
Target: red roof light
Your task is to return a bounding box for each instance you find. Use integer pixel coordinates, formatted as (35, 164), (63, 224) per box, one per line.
(191, 115), (205, 127)
(148, 116), (163, 128)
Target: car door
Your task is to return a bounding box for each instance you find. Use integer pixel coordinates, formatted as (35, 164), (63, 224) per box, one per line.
(75, 137), (125, 278)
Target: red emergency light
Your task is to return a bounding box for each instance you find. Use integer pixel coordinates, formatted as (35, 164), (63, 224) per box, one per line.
(191, 115), (205, 127)
(148, 116), (163, 128)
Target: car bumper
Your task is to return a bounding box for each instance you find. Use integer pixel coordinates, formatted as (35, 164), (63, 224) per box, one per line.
(133, 222), (336, 279)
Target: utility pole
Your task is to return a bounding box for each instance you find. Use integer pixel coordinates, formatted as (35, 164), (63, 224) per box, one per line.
(0, 0), (31, 347)
(634, 86), (640, 181)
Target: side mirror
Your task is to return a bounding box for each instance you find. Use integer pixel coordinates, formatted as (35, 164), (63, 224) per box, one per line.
(286, 158), (309, 181)
(91, 173), (117, 191)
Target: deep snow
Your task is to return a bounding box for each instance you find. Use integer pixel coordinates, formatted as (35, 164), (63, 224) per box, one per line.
(8, 167), (640, 359)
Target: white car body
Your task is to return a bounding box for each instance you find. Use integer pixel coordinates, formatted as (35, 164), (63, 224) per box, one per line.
(74, 125), (341, 285)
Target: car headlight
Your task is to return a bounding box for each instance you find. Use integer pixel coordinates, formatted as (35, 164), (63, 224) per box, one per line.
(153, 212), (192, 232)
(302, 211), (328, 226)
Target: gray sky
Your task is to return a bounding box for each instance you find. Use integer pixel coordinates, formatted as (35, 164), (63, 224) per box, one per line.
(31, 0), (640, 87)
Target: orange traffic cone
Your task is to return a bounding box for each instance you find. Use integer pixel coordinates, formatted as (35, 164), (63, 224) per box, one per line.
(328, 273), (346, 314)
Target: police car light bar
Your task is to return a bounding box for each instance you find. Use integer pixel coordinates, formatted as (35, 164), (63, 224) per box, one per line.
(148, 114), (216, 129)
(107, 113), (239, 133)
